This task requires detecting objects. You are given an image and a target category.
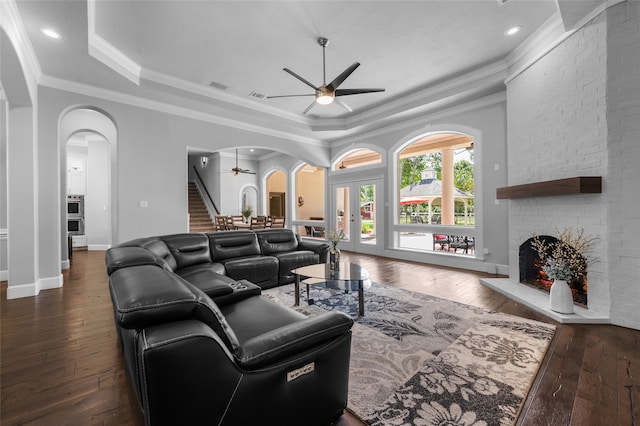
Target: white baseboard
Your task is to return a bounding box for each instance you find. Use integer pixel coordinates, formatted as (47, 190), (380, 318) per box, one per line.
(88, 244), (111, 251)
(7, 282), (38, 299)
(40, 274), (63, 290)
(495, 264), (509, 275)
(0, 269), (7, 281)
(61, 260), (70, 270)
(6, 274), (64, 299)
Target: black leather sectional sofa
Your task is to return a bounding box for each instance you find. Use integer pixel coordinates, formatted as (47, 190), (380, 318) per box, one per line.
(105, 228), (353, 425)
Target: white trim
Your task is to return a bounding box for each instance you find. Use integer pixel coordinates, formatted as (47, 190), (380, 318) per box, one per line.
(61, 260), (70, 270)
(88, 244), (111, 251)
(380, 247), (503, 275)
(87, 0), (141, 85)
(6, 282), (38, 299)
(0, 0), (42, 102)
(0, 270), (7, 281)
(341, 60), (508, 129)
(332, 92), (506, 147)
(39, 75), (324, 147)
(5, 274), (64, 299)
(141, 68), (307, 125)
(559, 0), (625, 32)
(505, 1), (624, 85)
(40, 274), (63, 290)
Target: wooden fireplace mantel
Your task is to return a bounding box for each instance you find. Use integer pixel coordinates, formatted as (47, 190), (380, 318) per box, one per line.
(496, 176), (602, 199)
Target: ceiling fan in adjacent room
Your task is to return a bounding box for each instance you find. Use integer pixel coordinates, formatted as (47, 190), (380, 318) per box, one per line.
(231, 149), (255, 175)
(267, 37), (385, 115)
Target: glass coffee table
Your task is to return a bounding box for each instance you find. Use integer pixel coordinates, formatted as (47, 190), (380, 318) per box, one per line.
(291, 262), (371, 317)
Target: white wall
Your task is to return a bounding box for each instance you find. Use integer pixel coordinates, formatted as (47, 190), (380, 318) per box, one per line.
(86, 137), (111, 249)
(37, 86), (329, 244)
(605, 1), (640, 329)
(330, 98), (510, 268)
(507, 9), (609, 316)
(0, 99), (8, 280)
(505, 1), (640, 329)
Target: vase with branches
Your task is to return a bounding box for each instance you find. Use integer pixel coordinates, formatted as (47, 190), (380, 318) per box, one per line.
(531, 227), (597, 313)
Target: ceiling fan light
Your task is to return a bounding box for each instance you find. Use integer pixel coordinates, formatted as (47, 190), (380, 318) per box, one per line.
(316, 93), (334, 105)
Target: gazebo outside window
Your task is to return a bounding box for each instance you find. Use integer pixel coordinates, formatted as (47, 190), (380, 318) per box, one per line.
(397, 133), (475, 256)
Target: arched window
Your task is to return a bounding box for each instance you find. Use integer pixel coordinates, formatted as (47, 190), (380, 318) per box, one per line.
(334, 148), (382, 170)
(396, 132), (476, 256)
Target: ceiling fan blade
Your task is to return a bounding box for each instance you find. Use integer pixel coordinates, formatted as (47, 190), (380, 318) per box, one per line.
(327, 62), (360, 91)
(302, 100), (316, 115)
(283, 68), (318, 90)
(335, 88), (386, 96)
(335, 98), (353, 113)
(266, 94), (315, 99)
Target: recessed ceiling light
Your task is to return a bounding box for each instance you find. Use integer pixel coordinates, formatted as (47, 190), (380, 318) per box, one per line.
(40, 28), (62, 39)
(504, 26), (522, 36)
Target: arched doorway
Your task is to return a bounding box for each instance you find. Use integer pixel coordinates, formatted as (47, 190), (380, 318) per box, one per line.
(60, 108), (117, 264)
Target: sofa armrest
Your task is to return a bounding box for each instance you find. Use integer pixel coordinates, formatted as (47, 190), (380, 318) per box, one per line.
(297, 237), (330, 264)
(234, 311), (353, 370)
(105, 246), (164, 275)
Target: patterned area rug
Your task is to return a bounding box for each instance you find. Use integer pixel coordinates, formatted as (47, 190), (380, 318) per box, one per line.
(263, 282), (555, 426)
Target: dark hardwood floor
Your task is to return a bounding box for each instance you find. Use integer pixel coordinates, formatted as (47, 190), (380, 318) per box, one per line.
(2, 250), (638, 425)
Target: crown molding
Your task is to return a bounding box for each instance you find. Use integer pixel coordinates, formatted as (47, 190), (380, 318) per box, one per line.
(82, 0), (510, 137)
(39, 75), (324, 147)
(332, 92), (507, 147)
(314, 64), (507, 142)
(310, 60), (508, 134)
(141, 68), (308, 126)
(505, 0), (624, 85)
(0, 0), (42, 102)
(87, 0), (141, 85)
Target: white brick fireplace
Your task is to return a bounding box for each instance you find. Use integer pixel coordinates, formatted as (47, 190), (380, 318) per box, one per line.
(482, 2), (640, 330)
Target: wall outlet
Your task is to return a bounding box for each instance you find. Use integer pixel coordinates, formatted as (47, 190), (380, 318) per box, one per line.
(139, 200), (148, 208)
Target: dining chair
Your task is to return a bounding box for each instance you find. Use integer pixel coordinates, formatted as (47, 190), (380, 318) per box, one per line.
(270, 216), (285, 228)
(250, 216), (267, 229)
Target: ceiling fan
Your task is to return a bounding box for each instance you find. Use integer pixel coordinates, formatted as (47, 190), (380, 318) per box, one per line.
(267, 37), (385, 115)
(231, 149), (255, 175)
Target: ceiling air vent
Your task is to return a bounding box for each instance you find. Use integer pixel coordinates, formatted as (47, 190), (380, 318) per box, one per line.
(249, 91), (266, 99)
(208, 80), (228, 91)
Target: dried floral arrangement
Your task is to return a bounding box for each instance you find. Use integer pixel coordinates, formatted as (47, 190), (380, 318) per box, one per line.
(531, 228), (597, 282)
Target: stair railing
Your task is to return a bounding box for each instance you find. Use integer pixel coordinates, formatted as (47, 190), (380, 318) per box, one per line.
(193, 166), (220, 215)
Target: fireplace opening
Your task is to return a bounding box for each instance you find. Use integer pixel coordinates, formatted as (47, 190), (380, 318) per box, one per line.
(519, 236), (588, 308)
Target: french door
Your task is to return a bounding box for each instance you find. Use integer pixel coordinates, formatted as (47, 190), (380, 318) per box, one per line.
(331, 178), (383, 255)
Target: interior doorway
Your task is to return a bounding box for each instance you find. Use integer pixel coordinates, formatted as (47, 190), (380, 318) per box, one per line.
(66, 132), (111, 251)
(269, 192), (285, 216)
(60, 108), (117, 263)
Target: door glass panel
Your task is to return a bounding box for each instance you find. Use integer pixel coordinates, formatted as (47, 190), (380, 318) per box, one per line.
(335, 186), (350, 242)
(359, 184), (376, 246)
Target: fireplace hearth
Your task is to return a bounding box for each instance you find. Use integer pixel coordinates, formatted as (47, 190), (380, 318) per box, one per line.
(519, 236), (588, 308)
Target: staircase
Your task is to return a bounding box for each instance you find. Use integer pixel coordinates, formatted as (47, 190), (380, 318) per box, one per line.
(188, 182), (217, 233)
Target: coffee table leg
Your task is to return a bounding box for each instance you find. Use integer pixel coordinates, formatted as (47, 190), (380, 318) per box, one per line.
(358, 280), (365, 316)
(294, 274), (300, 306)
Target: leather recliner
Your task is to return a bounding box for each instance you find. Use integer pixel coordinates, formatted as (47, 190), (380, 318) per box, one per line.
(108, 261), (354, 426)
